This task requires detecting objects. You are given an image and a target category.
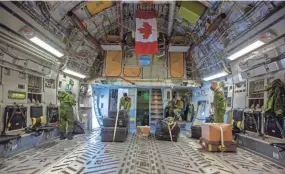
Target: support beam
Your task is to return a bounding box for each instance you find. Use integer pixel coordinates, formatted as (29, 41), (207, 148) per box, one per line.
(67, 11), (103, 51)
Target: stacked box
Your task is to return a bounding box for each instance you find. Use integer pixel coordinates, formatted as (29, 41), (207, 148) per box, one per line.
(200, 123), (237, 152)
(101, 110), (129, 142)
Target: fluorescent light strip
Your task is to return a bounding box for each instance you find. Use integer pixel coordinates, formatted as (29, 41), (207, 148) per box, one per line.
(63, 68), (86, 79)
(227, 40), (265, 61)
(30, 37), (64, 57)
(202, 71), (228, 81)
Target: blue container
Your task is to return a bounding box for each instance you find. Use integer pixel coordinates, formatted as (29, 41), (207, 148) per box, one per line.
(140, 55), (151, 66)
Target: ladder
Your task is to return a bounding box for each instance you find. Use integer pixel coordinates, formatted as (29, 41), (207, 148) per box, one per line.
(150, 89), (164, 125)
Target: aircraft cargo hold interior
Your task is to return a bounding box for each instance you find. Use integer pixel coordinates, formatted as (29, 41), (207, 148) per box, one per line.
(0, 1), (285, 174)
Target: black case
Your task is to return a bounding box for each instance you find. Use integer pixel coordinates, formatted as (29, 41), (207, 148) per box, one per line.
(267, 118), (282, 138)
(155, 129), (179, 142)
(108, 110), (126, 118)
(101, 127), (127, 142)
(191, 125), (202, 139)
(157, 121), (180, 134)
(233, 110), (243, 121)
(103, 117), (128, 127)
(47, 106), (59, 124)
(73, 121), (85, 135)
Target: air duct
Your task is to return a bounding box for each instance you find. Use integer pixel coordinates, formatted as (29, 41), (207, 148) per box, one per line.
(167, 1), (176, 37)
(67, 11), (102, 51)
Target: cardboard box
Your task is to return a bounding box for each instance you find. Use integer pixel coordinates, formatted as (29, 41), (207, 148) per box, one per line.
(136, 126), (150, 136)
(201, 123), (233, 142)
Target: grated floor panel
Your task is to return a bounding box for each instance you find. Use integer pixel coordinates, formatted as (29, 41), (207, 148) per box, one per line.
(0, 130), (284, 174)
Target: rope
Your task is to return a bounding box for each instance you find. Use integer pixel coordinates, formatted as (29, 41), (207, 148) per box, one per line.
(219, 125), (226, 152)
(163, 118), (177, 144)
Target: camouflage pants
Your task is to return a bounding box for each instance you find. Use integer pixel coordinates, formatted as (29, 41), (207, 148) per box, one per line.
(214, 108), (226, 123)
(59, 104), (74, 132)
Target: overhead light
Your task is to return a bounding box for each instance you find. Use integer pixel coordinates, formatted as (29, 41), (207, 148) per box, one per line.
(227, 40), (265, 61)
(63, 68), (86, 78)
(30, 36), (64, 57)
(202, 71), (228, 81)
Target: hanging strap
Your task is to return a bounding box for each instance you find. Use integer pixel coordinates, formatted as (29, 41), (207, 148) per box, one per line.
(168, 123), (173, 143)
(163, 119), (176, 143)
(219, 125), (226, 152)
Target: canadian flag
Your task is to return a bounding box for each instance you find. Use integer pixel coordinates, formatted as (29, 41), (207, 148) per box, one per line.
(135, 10), (158, 55)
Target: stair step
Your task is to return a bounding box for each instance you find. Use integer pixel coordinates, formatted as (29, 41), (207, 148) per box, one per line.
(151, 102), (163, 106)
(152, 99), (162, 101)
(151, 115), (164, 119)
(151, 112), (163, 115)
(152, 97), (162, 100)
(151, 109), (163, 112)
(151, 106), (163, 109)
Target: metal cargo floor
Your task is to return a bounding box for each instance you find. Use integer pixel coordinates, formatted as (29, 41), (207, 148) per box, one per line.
(0, 130), (284, 174)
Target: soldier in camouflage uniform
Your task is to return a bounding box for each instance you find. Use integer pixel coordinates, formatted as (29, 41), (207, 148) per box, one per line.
(119, 93), (132, 115)
(58, 91), (76, 140)
(211, 81), (226, 123)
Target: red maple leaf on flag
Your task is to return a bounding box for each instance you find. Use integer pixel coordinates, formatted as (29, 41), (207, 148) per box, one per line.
(138, 22), (152, 39)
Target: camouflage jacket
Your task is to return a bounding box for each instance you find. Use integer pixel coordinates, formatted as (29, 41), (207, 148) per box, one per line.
(119, 97), (132, 113)
(58, 92), (76, 106)
(265, 79), (285, 116)
(213, 87), (226, 112)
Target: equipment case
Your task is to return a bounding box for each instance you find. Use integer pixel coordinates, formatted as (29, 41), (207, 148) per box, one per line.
(199, 137), (237, 152)
(191, 125), (202, 139)
(101, 127), (127, 142)
(103, 117), (128, 127)
(155, 129), (179, 142)
(108, 110), (127, 118)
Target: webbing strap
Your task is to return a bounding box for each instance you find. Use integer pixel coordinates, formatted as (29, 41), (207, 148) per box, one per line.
(163, 119), (176, 143)
(168, 123), (173, 143)
(219, 125), (225, 152)
(112, 109), (120, 142)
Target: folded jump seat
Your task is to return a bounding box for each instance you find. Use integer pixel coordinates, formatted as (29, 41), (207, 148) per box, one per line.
(1, 105), (24, 164)
(2, 105), (27, 134)
(47, 105), (59, 126)
(25, 106), (55, 134)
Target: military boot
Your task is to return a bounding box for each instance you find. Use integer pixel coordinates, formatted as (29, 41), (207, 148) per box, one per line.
(67, 132), (73, 140)
(60, 132), (66, 140)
